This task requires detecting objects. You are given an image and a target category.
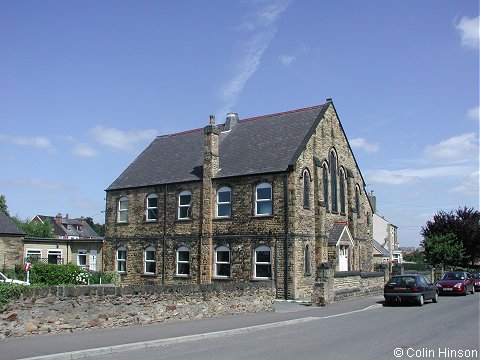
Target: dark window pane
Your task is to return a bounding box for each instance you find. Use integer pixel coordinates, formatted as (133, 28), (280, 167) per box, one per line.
(179, 206), (190, 219)
(147, 208), (158, 220)
(147, 197), (158, 208)
(217, 203), (231, 217)
(145, 261), (156, 273)
(218, 190), (231, 203)
(216, 263), (230, 277)
(257, 201), (272, 215)
(179, 194), (191, 205)
(145, 250), (155, 261)
(257, 187), (271, 200)
(256, 250), (270, 263)
(178, 250), (189, 262)
(177, 263), (190, 275)
(217, 250), (230, 263)
(256, 264), (271, 278)
(118, 250), (126, 260)
(117, 261), (126, 272)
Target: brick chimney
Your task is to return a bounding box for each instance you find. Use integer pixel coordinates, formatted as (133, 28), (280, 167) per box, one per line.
(55, 213), (62, 225)
(200, 115), (220, 284)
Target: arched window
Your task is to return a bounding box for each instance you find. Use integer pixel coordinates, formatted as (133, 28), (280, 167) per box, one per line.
(255, 183), (272, 216)
(214, 246), (230, 278)
(254, 245), (271, 279)
(303, 170), (310, 209)
(330, 150), (338, 212)
(178, 191), (192, 220)
(216, 187), (232, 218)
(146, 194), (158, 221)
(116, 247), (126, 273)
(339, 168), (346, 215)
(176, 246), (190, 276)
(355, 185), (361, 218)
(118, 196), (128, 223)
(304, 244), (311, 275)
(144, 246), (156, 274)
(322, 164), (329, 210)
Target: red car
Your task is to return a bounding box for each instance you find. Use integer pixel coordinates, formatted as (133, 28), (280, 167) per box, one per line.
(436, 271), (475, 295)
(471, 272), (480, 292)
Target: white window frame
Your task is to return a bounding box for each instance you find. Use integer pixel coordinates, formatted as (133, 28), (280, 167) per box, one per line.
(216, 187), (232, 218)
(178, 191), (192, 220)
(77, 249), (87, 268)
(47, 249), (63, 264)
(118, 196), (128, 223)
(146, 193), (159, 222)
(214, 246), (231, 278)
(25, 248), (42, 262)
(176, 246), (190, 277)
(253, 245), (272, 279)
(144, 246), (156, 274)
(117, 247), (127, 273)
(255, 183), (272, 216)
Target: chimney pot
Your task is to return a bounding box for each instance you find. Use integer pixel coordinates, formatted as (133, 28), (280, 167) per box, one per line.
(209, 115), (215, 124)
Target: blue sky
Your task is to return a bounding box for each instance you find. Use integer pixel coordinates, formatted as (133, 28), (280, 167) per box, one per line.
(0, 0), (478, 247)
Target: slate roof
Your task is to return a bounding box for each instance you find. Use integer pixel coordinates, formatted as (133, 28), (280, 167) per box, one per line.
(373, 240), (391, 257)
(327, 222), (347, 245)
(35, 215), (101, 239)
(107, 104), (328, 191)
(0, 211), (25, 236)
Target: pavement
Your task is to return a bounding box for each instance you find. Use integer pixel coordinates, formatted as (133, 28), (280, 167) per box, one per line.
(0, 295), (385, 360)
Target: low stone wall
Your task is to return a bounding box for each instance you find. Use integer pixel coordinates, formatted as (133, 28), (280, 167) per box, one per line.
(0, 281), (274, 338)
(333, 271), (384, 301)
(312, 263), (387, 305)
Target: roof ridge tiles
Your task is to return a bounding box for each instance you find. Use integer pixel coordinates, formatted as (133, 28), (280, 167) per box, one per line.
(155, 104), (324, 139)
(239, 104), (324, 124)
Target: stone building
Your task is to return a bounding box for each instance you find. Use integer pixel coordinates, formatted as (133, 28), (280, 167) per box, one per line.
(0, 211), (25, 271)
(104, 99), (374, 301)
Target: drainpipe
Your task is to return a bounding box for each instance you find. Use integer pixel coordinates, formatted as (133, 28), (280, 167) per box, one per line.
(162, 184), (167, 284)
(283, 173), (290, 300)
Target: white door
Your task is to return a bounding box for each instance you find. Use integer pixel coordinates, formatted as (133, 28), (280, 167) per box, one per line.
(89, 250), (97, 271)
(339, 245), (349, 271)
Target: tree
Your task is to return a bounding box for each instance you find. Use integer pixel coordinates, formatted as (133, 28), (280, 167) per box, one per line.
(12, 216), (55, 238)
(85, 217), (105, 237)
(0, 195), (9, 216)
(421, 207), (480, 266)
(403, 250), (425, 264)
(423, 233), (465, 267)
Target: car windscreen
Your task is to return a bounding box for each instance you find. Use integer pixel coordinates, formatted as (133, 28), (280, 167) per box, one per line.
(387, 276), (416, 286)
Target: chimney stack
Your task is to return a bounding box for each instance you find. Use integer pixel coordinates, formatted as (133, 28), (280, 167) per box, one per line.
(224, 112), (239, 131)
(55, 213), (62, 225)
(209, 115), (215, 124)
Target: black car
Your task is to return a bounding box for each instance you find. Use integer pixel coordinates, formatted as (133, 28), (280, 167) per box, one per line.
(384, 274), (438, 306)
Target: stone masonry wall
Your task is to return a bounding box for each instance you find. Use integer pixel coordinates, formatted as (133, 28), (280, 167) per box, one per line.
(333, 272), (384, 301)
(0, 236), (23, 271)
(0, 281), (274, 339)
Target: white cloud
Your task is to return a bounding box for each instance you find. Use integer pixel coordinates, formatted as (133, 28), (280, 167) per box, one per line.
(350, 137), (379, 153)
(218, 0), (290, 115)
(467, 106), (479, 122)
(280, 55), (295, 65)
(89, 126), (157, 151)
(0, 178), (64, 191)
(423, 133), (478, 164)
(73, 143), (97, 157)
(450, 170), (480, 195)
(367, 164), (474, 186)
(367, 170), (420, 186)
(0, 134), (55, 153)
(455, 16), (479, 49)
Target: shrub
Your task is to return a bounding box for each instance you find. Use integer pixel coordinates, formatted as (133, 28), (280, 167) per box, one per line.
(30, 263), (83, 286)
(0, 283), (25, 313)
(88, 271), (121, 285)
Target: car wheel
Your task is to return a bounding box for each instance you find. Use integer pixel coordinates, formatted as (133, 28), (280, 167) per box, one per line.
(418, 295), (424, 306)
(432, 292), (438, 303)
